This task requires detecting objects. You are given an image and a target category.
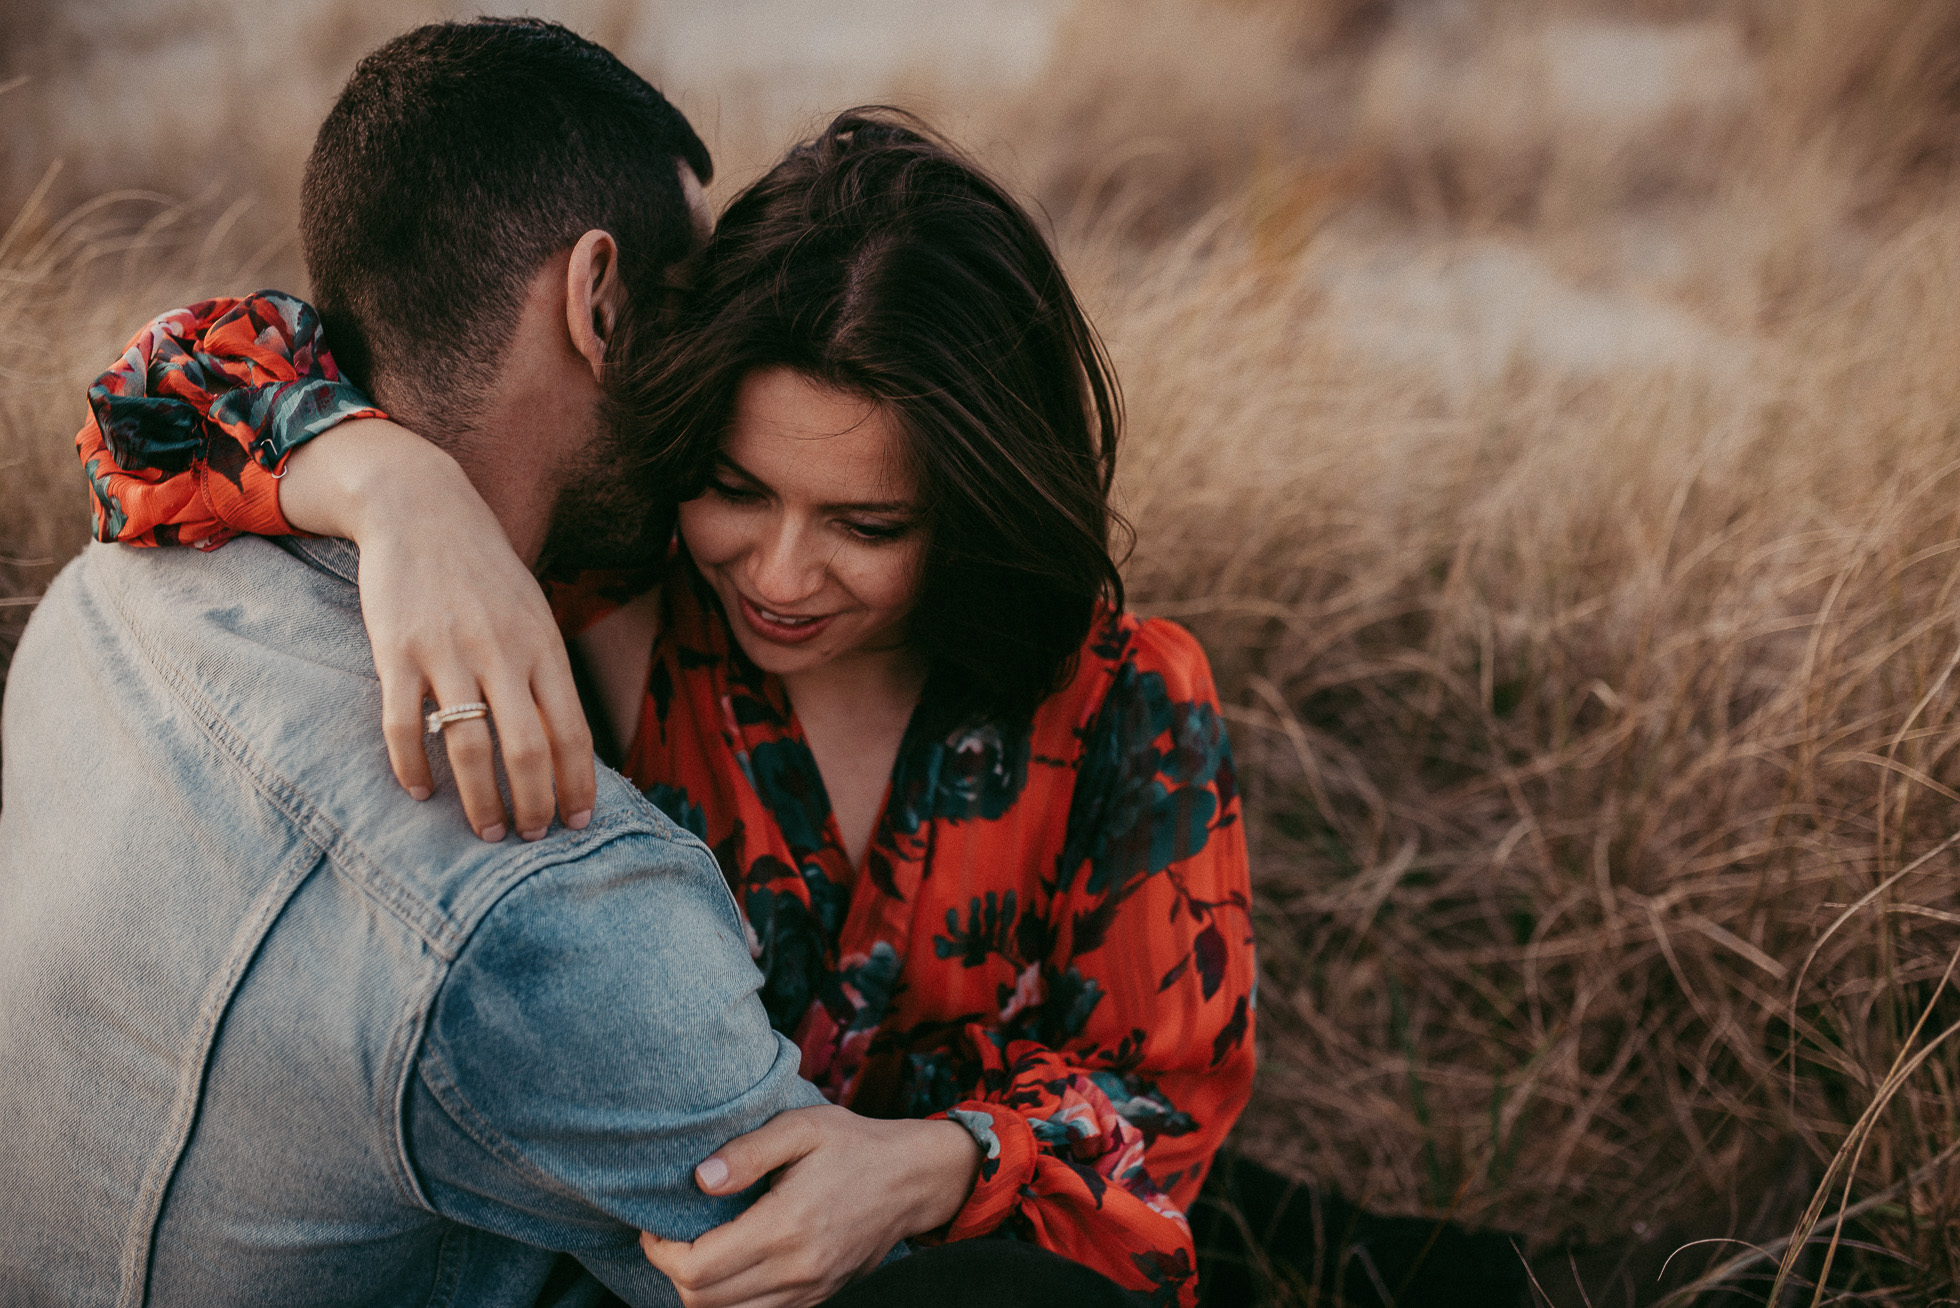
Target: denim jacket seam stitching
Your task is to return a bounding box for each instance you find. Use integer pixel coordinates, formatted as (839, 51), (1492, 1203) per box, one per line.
(438, 815), (661, 930)
(384, 981), (443, 1212)
(667, 826), (744, 934)
(98, 552), (463, 954)
(419, 1223), (467, 1308)
(592, 792), (740, 932)
(110, 840), (327, 1308)
(417, 1041), (607, 1210)
(319, 834), (463, 957)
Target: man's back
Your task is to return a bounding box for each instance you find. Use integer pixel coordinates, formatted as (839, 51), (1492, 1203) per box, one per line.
(0, 537), (816, 1307)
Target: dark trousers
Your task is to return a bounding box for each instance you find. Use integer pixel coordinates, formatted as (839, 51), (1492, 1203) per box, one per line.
(562, 1240), (1132, 1308)
(819, 1239), (1135, 1307)
(1191, 1152), (1529, 1307)
(571, 1156), (1527, 1308)
(825, 1154), (1531, 1308)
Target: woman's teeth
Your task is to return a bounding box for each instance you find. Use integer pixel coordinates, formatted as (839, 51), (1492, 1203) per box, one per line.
(757, 606), (817, 626)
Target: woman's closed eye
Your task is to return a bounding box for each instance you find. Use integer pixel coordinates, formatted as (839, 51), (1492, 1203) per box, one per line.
(707, 476), (765, 504)
(842, 516), (912, 543)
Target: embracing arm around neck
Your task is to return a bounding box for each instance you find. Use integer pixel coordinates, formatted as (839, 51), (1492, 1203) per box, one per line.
(75, 284), (607, 847)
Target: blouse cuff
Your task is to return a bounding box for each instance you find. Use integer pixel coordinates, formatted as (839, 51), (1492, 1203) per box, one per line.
(935, 1100), (1037, 1242)
(195, 379), (384, 540)
(195, 451), (298, 542)
(204, 377), (385, 473)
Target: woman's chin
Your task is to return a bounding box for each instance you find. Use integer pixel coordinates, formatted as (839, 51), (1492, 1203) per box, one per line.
(729, 625), (835, 677)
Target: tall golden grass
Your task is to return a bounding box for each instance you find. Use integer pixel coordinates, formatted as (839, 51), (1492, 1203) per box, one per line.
(9, 0), (1960, 1300)
(0, 177), (300, 774)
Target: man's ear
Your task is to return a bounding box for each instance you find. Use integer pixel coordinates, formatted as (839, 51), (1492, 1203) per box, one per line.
(565, 228), (623, 382)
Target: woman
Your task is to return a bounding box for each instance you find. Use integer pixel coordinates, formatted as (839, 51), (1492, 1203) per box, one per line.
(78, 111), (1254, 1307)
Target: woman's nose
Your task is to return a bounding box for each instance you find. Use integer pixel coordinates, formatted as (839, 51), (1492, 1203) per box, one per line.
(746, 515), (824, 606)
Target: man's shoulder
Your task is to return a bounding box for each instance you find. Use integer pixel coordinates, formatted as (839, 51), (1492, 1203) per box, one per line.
(42, 539), (715, 944)
(485, 776), (736, 923)
(81, 533), (363, 638)
(464, 798), (744, 971)
(40, 538), (372, 714)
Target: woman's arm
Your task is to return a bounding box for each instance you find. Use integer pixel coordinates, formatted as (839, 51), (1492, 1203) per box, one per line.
(919, 621), (1256, 1306)
(285, 422), (601, 841)
(76, 293), (601, 840)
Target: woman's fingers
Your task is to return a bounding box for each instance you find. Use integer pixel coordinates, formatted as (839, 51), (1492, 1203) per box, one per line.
(638, 1233), (690, 1287)
(641, 1232), (731, 1305)
(643, 1108), (917, 1308)
(697, 1107), (820, 1195)
(344, 459), (587, 839)
(428, 671), (508, 841)
(479, 671), (558, 841)
(441, 718), (508, 841)
(532, 655), (596, 829)
(403, 651), (588, 843)
(642, 1221), (821, 1308)
(378, 658), (435, 801)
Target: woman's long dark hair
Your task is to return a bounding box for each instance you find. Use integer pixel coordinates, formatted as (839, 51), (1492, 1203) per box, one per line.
(625, 108), (1129, 725)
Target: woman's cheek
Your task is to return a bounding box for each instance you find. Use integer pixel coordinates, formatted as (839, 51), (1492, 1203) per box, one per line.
(677, 499), (746, 567)
(848, 538), (926, 614)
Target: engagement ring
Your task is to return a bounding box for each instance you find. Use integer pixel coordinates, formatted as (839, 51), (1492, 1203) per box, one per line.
(425, 702), (491, 734)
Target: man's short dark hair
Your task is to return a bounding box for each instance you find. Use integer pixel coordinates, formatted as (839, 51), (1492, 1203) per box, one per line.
(299, 18), (711, 422)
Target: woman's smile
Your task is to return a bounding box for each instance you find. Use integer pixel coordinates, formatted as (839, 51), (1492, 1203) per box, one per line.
(736, 593), (838, 646)
(678, 366), (925, 680)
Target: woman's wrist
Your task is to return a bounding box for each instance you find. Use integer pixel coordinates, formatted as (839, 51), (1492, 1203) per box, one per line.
(280, 418), (469, 543)
(899, 1116), (984, 1235)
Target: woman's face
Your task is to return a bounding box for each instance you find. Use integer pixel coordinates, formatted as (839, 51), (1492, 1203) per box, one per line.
(678, 367), (926, 679)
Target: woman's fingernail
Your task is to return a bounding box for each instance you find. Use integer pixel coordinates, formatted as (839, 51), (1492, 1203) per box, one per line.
(568, 809), (593, 830)
(409, 786), (431, 802)
(479, 824), (506, 843)
(696, 1156), (729, 1190)
(520, 826), (548, 842)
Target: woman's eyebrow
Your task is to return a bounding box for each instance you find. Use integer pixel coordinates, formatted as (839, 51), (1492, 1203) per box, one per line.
(826, 497), (917, 515)
(714, 454), (916, 515)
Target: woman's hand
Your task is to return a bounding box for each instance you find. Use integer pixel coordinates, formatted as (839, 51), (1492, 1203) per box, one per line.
(281, 418), (596, 841)
(640, 1105), (982, 1308)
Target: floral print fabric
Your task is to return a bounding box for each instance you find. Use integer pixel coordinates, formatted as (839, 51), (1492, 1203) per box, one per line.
(78, 292), (383, 549)
(73, 293), (1257, 1306)
(630, 570), (1255, 1303)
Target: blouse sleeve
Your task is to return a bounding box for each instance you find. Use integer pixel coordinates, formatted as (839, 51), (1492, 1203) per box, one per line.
(77, 291), (385, 548)
(928, 618), (1256, 1308)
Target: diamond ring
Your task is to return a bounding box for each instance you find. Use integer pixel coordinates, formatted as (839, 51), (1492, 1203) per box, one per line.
(425, 702), (491, 735)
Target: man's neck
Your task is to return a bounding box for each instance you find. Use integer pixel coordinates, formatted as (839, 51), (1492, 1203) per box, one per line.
(366, 246), (607, 576)
(381, 395), (558, 573)
(450, 438), (557, 572)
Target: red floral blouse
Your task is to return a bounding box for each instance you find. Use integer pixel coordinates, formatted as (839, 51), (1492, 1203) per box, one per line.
(77, 293), (1256, 1307)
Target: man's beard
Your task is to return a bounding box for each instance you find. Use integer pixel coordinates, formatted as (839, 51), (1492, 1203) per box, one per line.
(534, 386), (678, 578)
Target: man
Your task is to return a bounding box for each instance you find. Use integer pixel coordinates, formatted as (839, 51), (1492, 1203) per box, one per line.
(0, 20), (816, 1306)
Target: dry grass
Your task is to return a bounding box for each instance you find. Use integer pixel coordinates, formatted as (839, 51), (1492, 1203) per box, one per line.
(0, 173), (303, 776)
(9, 0), (1960, 1301)
(1060, 1), (1960, 1300)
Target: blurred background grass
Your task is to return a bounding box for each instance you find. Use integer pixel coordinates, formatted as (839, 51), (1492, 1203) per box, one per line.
(8, 1), (1960, 1301)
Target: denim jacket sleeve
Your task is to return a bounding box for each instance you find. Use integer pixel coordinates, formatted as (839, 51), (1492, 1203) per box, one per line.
(406, 831), (823, 1305)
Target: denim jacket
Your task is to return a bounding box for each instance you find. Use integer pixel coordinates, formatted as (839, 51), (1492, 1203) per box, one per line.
(0, 537), (822, 1307)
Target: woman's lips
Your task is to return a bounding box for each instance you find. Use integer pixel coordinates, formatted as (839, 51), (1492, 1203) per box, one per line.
(737, 594), (835, 646)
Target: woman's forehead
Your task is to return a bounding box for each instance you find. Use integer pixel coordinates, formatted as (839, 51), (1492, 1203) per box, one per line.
(725, 367), (915, 505)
